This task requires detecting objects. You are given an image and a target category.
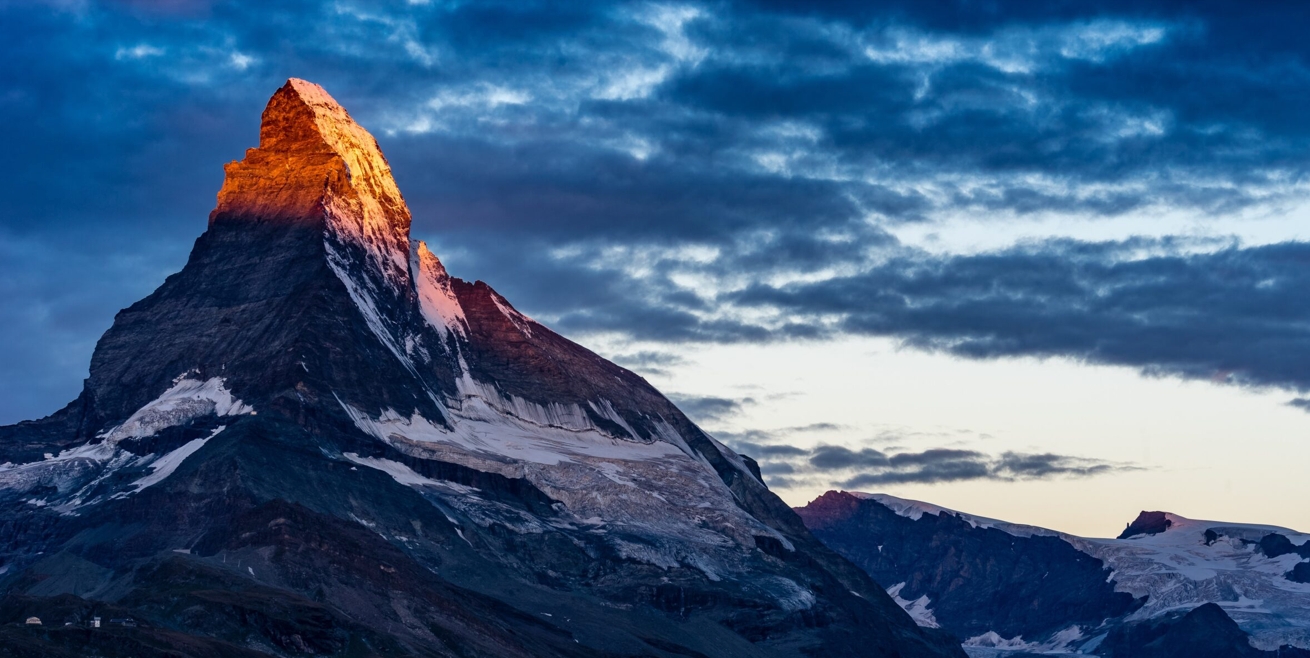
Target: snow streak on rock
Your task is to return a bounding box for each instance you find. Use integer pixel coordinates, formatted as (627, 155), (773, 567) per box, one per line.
(101, 376), (252, 442)
(411, 240), (467, 341)
(128, 425), (227, 492)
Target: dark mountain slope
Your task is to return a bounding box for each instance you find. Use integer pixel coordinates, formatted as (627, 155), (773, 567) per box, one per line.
(797, 491), (1310, 655)
(796, 491), (1138, 642)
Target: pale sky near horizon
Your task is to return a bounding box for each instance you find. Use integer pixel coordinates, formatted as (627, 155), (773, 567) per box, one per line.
(614, 204), (1310, 538)
(618, 335), (1310, 538)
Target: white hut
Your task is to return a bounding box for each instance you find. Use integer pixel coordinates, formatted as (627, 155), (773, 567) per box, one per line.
(24, 617), (41, 625)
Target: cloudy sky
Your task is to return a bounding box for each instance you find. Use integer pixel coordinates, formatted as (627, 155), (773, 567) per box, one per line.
(4, 0), (1310, 536)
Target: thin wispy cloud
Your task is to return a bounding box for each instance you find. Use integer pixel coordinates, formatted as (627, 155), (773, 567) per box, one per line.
(727, 440), (1139, 490)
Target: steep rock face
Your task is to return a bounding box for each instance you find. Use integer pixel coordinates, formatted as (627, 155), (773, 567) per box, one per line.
(796, 491), (1139, 644)
(1291, 562), (1310, 584)
(1098, 603), (1268, 658)
(0, 80), (961, 658)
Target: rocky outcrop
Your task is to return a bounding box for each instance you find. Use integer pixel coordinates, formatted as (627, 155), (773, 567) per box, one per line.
(1290, 562), (1310, 584)
(1256, 532), (1310, 559)
(1118, 511), (1172, 539)
(211, 79), (410, 238)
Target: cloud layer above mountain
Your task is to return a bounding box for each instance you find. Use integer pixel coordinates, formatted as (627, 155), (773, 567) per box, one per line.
(4, 0), (1310, 424)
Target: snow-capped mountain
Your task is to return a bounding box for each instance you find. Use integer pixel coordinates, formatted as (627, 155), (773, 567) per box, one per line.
(0, 80), (963, 658)
(796, 491), (1310, 657)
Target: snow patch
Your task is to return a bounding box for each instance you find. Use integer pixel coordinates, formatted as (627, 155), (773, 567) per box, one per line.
(337, 376), (797, 591)
(129, 426), (226, 492)
(763, 576), (816, 611)
(963, 625), (1082, 653)
(102, 376), (252, 442)
(0, 442), (119, 497)
(1, 377), (247, 510)
(344, 453), (439, 487)
(886, 582), (940, 628)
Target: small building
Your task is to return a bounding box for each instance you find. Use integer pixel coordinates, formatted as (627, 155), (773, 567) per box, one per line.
(24, 617), (40, 626)
(91, 616), (101, 628)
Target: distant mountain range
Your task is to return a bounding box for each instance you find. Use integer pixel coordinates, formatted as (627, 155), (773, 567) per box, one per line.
(797, 491), (1310, 657)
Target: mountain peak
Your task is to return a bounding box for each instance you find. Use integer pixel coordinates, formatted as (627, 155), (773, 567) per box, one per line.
(1118, 510), (1173, 539)
(209, 79), (411, 254)
(0, 80), (965, 658)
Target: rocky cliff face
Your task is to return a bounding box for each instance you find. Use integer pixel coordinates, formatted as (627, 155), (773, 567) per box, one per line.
(797, 491), (1310, 656)
(797, 491), (1139, 645)
(0, 80), (963, 658)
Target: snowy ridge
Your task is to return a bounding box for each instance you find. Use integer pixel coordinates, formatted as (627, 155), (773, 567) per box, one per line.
(324, 240), (422, 378)
(853, 493), (1061, 539)
(857, 492), (1310, 651)
(1077, 514), (1310, 650)
(290, 78), (412, 284)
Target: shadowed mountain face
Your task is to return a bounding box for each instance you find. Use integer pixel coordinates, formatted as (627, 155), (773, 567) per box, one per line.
(796, 491), (1140, 644)
(796, 491), (1310, 656)
(0, 80), (963, 658)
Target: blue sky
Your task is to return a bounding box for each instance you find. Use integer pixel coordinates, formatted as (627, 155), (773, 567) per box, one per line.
(4, 0), (1310, 534)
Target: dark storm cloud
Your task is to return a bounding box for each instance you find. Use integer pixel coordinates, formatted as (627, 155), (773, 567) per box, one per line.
(809, 445), (889, 470)
(843, 453), (994, 487)
(728, 238), (1310, 392)
(4, 0), (1310, 422)
(994, 452), (1123, 479)
(718, 424), (846, 464)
